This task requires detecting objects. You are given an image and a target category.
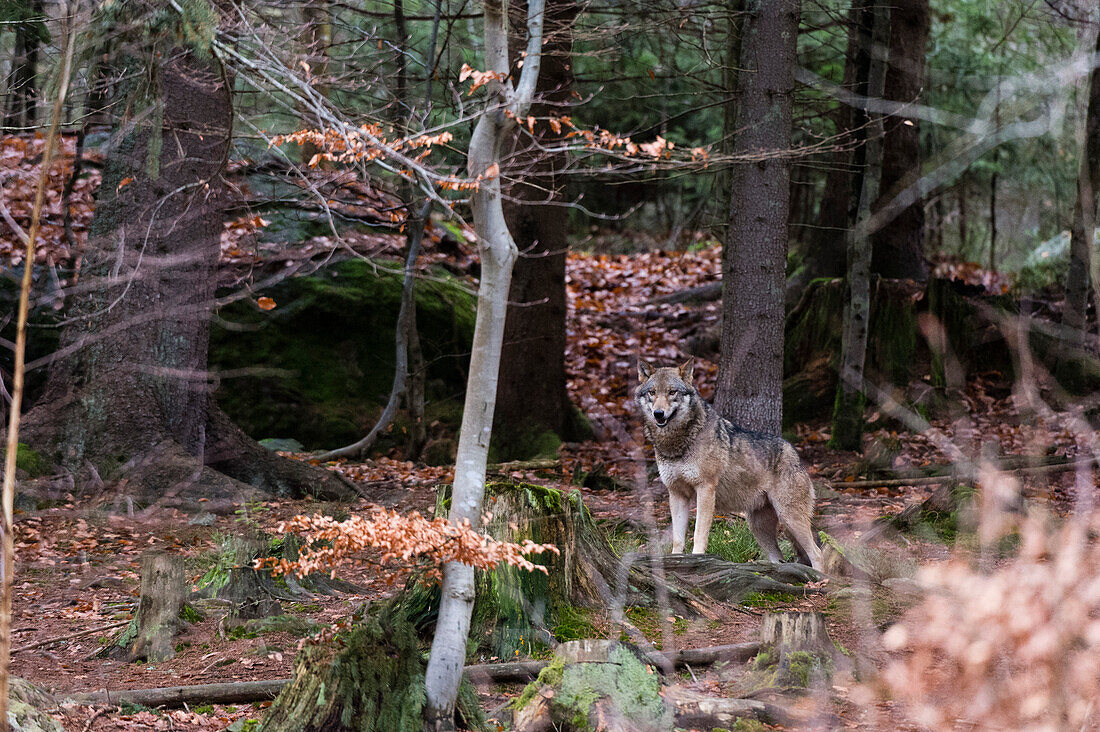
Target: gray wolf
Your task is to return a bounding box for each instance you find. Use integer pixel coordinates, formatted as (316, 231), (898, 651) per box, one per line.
(635, 357), (823, 570)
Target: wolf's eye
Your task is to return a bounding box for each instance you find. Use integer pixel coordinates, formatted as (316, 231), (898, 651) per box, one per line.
(668, 390), (677, 397)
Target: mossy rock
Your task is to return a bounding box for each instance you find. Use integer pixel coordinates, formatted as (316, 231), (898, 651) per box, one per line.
(209, 258), (475, 450)
(8, 678), (63, 732)
(15, 443), (49, 478)
(513, 643), (672, 731)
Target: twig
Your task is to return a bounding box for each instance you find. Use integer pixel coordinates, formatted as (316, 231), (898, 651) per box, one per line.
(12, 619), (130, 655)
(80, 705), (111, 732)
(1, 7), (75, 726)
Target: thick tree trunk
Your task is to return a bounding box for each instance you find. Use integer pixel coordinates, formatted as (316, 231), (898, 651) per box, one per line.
(20, 50), (353, 503)
(830, 0), (888, 451)
(495, 0), (578, 456)
(3, 0), (42, 130)
(715, 0), (800, 434)
(1065, 26), (1100, 345)
(799, 1), (867, 287)
(870, 0), (930, 280)
(424, 1), (546, 726)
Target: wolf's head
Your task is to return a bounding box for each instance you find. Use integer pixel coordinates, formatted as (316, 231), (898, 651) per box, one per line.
(634, 356), (696, 430)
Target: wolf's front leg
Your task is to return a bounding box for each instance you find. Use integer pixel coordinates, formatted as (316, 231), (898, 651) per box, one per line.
(692, 485), (717, 554)
(669, 491), (690, 554)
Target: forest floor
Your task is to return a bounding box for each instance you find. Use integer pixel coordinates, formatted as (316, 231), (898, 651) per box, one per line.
(12, 244), (1094, 731)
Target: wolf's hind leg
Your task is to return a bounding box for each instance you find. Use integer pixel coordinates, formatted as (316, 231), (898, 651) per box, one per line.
(747, 499), (784, 564)
(772, 495), (824, 571)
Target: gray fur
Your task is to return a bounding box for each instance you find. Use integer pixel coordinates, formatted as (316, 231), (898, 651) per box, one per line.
(635, 357), (824, 570)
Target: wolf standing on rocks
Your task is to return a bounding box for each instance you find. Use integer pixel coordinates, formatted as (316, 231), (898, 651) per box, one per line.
(635, 357), (824, 571)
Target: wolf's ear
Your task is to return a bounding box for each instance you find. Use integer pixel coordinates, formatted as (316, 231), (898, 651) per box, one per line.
(677, 357), (695, 384)
(638, 357), (655, 383)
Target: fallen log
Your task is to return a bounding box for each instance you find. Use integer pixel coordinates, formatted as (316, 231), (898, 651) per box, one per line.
(830, 456), (1100, 490)
(69, 679), (287, 708)
(643, 282), (722, 306)
(670, 694), (794, 729)
(65, 642), (763, 708)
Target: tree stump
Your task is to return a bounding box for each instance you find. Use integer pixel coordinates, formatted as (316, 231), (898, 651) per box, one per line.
(405, 483), (823, 659)
(130, 552), (187, 662)
(258, 602), (483, 732)
(8, 678), (63, 732)
(216, 534), (286, 629)
(511, 640), (672, 732)
(749, 611), (834, 690)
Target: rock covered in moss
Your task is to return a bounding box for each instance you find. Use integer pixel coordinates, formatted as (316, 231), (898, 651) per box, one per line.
(513, 641), (672, 732)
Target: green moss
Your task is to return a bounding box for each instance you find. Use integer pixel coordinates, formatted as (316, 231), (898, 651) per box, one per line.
(733, 719), (769, 732)
(740, 591), (798, 609)
(178, 604), (203, 624)
(556, 645), (671, 730)
(15, 443), (48, 477)
(209, 259), (475, 450)
(553, 607), (601, 643)
(489, 425), (562, 463)
(514, 658), (566, 710)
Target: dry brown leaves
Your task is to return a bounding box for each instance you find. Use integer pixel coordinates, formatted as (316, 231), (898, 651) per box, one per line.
(260, 508), (559, 583)
(882, 513), (1100, 730)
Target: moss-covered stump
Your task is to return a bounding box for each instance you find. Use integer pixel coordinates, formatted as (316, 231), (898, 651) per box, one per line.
(407, 484), (822, 660)
(512, 640), (672, 732)
(209, 258), (476, 451)
(8, 678), (63, 732)
(259, 603), (483, 732)
(214, 534), (292, 628)
(747, 612), (834, 691)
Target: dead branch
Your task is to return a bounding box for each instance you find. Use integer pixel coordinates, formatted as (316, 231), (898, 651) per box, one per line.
(12, 620), (130, 655)
(64, 641), (762, 708)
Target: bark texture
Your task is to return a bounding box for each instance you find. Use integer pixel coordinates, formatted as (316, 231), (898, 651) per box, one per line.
(715, 0), (800, 434)
(495, 0), (579, 455)
(3, 0), (42, 129)
(870, 0), (930, 280)
(20, 50), (353, 503)
(798, 1), (868, 287)
(130, 552), (187, 663)
(1064, 26), (1100, 345)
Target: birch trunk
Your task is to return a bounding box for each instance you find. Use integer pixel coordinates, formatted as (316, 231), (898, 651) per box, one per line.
(423, 0), (545, 727)
(830, 0), (888, 451)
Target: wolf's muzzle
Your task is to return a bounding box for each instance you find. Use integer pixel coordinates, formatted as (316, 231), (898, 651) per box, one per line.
(653, 407), (676, 427)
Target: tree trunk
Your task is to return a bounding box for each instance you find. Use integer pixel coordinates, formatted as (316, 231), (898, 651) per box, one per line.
(870, 0), (930, 281)
(958, 178), (969, 253)
(20, 50), (353, 503)
(799, 1), (867, 287)
(830, 0), (888, 451)
(495, 0), (579, 457)
(424, 1), (547, 726)
(715, 0), (800, 434)
(3, 0), (42, 130)
(130, 552), (187, 663)
(1065, 25), (1100, 345)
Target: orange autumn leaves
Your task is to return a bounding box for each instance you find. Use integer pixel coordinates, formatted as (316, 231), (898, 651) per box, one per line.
(259, 508), (558, 584)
